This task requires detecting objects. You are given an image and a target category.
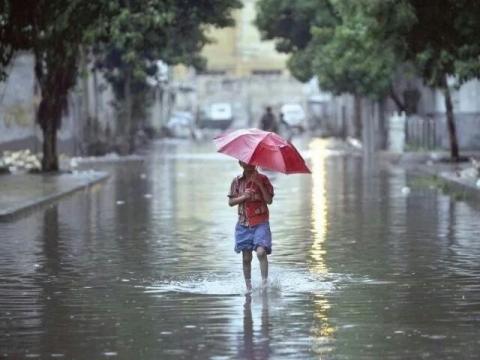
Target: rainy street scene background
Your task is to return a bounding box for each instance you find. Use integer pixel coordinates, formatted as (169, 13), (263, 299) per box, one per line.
(1, 1), (480, 359)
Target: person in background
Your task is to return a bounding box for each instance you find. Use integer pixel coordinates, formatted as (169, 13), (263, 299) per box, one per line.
(259, 106), (278, 133)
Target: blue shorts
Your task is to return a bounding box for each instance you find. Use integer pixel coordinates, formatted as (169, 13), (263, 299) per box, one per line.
(234, 222), (272, 255)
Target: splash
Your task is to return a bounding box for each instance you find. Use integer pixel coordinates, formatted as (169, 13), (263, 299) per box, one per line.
(145, 268), (345, 296)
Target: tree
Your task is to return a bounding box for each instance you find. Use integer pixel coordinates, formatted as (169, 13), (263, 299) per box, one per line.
(0, 0), (242, 170)
(399, 0), (480, 161)
(255, 0), (411, 111)
(257, 0), (480, 161)
(0, 0), (106, 171)
(93, 0), (242, 152)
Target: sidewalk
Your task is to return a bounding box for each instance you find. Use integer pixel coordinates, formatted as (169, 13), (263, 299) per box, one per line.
(0, 170), (109, 220)
(379, 150), (480, 201)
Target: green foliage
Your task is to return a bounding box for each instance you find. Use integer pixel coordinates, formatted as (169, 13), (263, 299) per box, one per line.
(255, 0), (413, 99)
(399, 0), (480, 88)
(255, 0), (337, 53)
(0, 0), (241, 167)
(0, 1), (104, 57)
(310, 14), (396, 97)
(256, 0), (480, 102)
(0, 0), (106, 170)
(92, 0), (241, 137)
(94, 0), (241, 95)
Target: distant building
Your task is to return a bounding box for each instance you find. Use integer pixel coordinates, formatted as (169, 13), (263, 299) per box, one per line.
(201, 0), (288, 77)
(171, 0), (307, 129)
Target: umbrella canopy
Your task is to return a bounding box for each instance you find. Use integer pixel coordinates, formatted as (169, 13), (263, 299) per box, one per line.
(213, 128), (311, 174)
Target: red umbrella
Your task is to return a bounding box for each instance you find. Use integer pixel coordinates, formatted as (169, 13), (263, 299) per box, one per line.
(213, 128), (311, 174)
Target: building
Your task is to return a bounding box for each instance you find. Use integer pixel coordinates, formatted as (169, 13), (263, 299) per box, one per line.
(172, 0), (308, 130)
(201, 0), (288, 77)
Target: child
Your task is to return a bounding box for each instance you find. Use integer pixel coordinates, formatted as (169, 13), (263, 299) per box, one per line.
(228, 161), (274, 292)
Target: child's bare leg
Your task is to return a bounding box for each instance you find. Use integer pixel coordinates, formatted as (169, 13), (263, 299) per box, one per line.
(242, 250), (253, 291)
(256, 246), (268, 286)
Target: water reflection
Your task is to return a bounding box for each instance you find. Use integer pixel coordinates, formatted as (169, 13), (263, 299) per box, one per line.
(239, 293), (271, 359)
(308, 139), (336, 355)
(1, 138), (480, 358)
(311, 295), (335, 355)
(309, 139), (328, 274)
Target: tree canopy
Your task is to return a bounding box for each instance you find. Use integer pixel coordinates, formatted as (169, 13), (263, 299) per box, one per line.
(0, 0), (242, 170)
(255, 0), (414, 102)
(95, 0), (242, 99)
(0, 0), (106, 170)
(256, 0), (480, 159)
(93, 0), (242, 148)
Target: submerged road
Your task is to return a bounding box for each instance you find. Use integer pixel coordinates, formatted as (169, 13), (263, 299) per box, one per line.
(1, 138), (479, 359)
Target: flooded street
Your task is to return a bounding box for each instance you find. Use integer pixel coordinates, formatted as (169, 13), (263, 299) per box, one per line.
(1, 138), (480, 359)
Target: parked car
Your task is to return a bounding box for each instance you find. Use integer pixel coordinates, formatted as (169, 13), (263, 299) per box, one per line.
(280, 103), (306, 131)
(198, 102), (233, 130)
(166, 111), (194, 138)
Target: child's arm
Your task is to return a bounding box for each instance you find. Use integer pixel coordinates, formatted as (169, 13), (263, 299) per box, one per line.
(228, 191), (252, 207)
(250, 175), (273, 205)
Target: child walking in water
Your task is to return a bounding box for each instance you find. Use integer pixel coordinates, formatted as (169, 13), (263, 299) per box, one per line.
(228, 161), (274, 292)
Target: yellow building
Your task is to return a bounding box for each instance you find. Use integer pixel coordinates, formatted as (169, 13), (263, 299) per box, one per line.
(201, 0), (288, 76)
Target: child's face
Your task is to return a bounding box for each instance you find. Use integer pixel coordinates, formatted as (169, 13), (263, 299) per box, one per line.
(239, 161), (255, 172)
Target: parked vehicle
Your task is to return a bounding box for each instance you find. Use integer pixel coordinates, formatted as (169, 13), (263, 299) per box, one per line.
(280, 103), (306, 131)
(166, 111), (194, 138)
(198, 102), (233, 130)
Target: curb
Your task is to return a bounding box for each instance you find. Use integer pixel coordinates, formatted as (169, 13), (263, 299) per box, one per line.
(0, 171), (110, 220)
(414, 165), (480, 202)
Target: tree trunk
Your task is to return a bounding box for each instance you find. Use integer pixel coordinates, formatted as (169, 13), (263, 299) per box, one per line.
(35, 47), (78, 172)
(443, 76), (460, 161)
(124, 68), (133, 152)
(37, 95), (62, 172)
(41, 117), (59, 171)
(389, 85), (406, 113)
(378, 97), (388, 150)
(353, 94), (362, 139)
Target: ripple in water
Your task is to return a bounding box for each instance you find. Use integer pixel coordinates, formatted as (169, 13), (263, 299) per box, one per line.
(145, 268), (348, 296)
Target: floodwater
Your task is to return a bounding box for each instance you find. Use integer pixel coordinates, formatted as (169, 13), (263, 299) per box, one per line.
(1, 138), (480, 359)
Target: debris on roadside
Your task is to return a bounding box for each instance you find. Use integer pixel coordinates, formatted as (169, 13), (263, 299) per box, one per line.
(0, 150), (42, 173)
(457, 157), (480, 181)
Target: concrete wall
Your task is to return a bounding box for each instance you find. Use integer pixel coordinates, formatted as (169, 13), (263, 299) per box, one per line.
(0, 53), (39, 152)
(314, 70), (480, 152)
(0, 53), (78, 154)
(406, 114), (480, 150)
(0, 52), (118, 156)
(388, 74), (480, 151)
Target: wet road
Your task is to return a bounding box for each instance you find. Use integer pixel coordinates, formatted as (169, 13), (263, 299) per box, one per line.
(1, 138), (480, 359)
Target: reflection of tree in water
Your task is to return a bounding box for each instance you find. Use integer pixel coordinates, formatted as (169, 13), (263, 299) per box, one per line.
(239, 293), (271, 360)
(38, 205), (72, 356)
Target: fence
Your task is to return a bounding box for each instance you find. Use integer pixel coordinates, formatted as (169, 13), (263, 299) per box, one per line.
(406, 116), (438, 150)
(406, 114), (480, 151)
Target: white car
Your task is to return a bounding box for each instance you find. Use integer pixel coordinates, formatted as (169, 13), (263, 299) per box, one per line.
(198, 102), (233, 130)
(280, 103), (306, 129)
(166, 111), (194, 138)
